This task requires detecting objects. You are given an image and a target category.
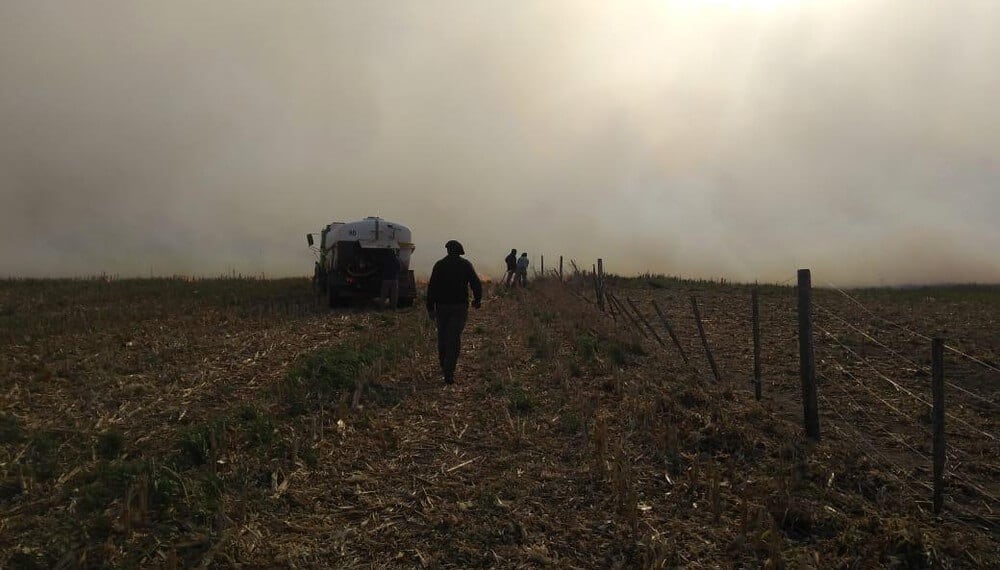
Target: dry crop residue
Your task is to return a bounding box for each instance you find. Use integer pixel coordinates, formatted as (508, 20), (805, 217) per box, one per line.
(1, 277), (997, 568)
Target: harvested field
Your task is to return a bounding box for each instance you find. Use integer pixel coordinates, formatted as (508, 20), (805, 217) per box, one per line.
(1, 276), (997, 568)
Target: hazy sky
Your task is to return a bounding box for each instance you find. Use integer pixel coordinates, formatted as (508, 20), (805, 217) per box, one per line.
(1, 1), (998, 284)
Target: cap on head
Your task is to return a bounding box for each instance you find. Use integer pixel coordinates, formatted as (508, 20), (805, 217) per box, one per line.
(445, 240), (465, 255)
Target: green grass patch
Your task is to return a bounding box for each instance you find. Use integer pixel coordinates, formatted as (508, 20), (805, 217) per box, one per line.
(234, 405), (277, 446)
(568, 359), (583, 378)
(487, 376), (505, 395)
(527, 328), (556, 360)
(507, 385), (534, 415)
(174, 421), (224, 469)
(281, 336), (415, 415)
(174, 405), (279, 468)
(0, 413), (23, 444)
(606, 338), (646, 367)
(534, 309), (556, 324)
(74, 458), (221, 530)
(96, 429), (125, 460)
(283, 346), (371, 412)
(574, 333), (599, 363)
(559, 412), (582, 434)
(27, 431), (61, 481)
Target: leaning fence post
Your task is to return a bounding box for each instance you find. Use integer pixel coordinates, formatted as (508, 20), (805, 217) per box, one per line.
(797, 269), (820, 441)
(752, 286), (762, 401)
(626, 298), (665, 347)
(611, 293), (647, 339)
(932, 338), (945, 515)
(690, 296), (721, 382)
(651, 300), (689, 365)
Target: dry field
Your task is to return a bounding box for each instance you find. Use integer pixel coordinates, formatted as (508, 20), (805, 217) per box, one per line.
(1, 275), (997, 568)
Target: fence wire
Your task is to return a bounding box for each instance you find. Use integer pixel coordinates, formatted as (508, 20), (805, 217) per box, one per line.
(556, 263), (999, 521)
(816, 302), (997, 408)
(827, 281), (1000, 376)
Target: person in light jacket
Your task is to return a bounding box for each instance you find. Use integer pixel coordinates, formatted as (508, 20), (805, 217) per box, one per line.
(515, 252), (529, 287)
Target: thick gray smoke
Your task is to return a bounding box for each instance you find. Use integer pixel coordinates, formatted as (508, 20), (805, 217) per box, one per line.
(1, 1), (998, 285)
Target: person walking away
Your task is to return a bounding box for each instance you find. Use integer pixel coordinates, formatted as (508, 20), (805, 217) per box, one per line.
(427, 240), (483, 384)
(515, 252), (529, 287)
(503, 249), (517, 286)
(379, 250), (401, 309)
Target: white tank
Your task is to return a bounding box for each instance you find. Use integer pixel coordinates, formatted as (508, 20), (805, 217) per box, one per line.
(323, 217), (415, 270)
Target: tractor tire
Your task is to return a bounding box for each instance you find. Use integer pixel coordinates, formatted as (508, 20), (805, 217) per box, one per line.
(313, 263), (327, 294)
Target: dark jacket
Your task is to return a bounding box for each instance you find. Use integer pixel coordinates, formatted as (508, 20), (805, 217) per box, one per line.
(427, 254), (482, 311)
(504, 252), (517, 271)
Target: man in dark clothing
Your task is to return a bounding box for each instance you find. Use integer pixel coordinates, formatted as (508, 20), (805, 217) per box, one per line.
(503, 249), (517, 286)
(379, 250), (401, 309)
(427, 240), (483, 384)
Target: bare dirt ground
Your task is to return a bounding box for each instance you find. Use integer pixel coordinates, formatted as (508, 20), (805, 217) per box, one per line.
(1, 276), (997, 568)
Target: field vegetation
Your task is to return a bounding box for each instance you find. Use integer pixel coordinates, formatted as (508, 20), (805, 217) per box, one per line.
(1, 275), (997, 567)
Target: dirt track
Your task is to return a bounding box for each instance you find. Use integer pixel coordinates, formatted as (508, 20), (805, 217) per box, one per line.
(1, 277), (998, 568)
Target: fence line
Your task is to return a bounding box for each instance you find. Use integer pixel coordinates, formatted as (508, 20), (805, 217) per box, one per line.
(827, 281), (1000, 376)
(821, 365), (1000, 512)
(817, 331), (1000, 505)
(823, 373), (929, 457)
(815, 292), (1000, 508)
(824, 357), (1000, 501)
(816, 302), (997, 407)
(816, 324), (934, 409)
(818, 392), (929, 498)
(548, 259), (997, 519)
(816, 393), (998, 524)
(816, 302), (931, 373)
(816, 322), (998, 442)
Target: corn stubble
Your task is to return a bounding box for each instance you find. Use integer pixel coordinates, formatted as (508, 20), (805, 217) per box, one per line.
(0, 276), (996, 567)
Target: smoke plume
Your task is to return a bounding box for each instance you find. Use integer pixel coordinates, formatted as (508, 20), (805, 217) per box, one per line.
(1, 1), (998, 285)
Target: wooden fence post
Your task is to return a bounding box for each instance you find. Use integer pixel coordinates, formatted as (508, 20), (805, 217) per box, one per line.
(932, 338), (945, 515)
(690, 296), (721, 382)
(606, 288), (618, 321)
(597, 259), (605, 311)
(626, 298), (665, 347)
(559, 256), (564, 281)
(610, 293), (647, 339)
(541, 255), (545, 275)
(752, 287), (762, 401)
(651, 300), (689, 365)
(797, 269), (820, 441)
(592, 265), (603, 311)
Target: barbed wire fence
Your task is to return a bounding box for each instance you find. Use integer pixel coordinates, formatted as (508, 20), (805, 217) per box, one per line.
(539, 257), (998, 529)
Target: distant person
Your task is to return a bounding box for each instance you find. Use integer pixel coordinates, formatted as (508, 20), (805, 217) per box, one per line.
(504, 249), (518, 286)
(379, 250), (401, 309)
(515, 252), (529, 287)
(427, 240), (483, 384)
